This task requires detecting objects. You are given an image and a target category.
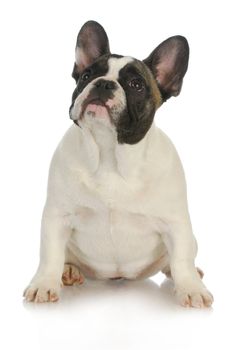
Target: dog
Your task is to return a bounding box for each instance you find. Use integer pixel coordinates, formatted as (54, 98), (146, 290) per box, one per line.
(23, 21), (213, 307)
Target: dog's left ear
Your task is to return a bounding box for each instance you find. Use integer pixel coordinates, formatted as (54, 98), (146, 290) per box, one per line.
(72, 20), (110, 82)
(143, 36), (189, 101)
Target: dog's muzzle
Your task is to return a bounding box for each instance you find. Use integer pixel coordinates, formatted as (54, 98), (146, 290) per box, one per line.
(70, 78), (119, 122)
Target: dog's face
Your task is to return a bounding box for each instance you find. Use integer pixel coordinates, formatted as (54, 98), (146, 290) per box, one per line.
(69, 21), (189, 144)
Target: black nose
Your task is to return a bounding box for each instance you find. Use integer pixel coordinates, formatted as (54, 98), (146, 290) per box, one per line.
(94, 79), (117, 90)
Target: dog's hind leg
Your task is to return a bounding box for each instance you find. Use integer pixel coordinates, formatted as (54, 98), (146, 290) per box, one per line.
(62, 263), (84, 286)
(62, 247), (85, 286)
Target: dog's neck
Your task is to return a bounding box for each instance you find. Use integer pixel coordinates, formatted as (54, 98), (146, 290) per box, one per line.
(90, 121), (117, 172)
(79, 120), (155, 179)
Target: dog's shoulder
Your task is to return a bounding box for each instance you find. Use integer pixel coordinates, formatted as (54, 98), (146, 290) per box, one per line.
(144, 125), (182, 172)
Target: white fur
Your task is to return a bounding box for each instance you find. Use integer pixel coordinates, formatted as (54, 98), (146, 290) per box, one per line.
(24, 57), (213, 307)
(106, 56), (133, 79)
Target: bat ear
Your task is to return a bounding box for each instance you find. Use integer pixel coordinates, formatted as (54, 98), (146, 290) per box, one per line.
(143, 36), (189, 101)
(72, 21), (110, 83)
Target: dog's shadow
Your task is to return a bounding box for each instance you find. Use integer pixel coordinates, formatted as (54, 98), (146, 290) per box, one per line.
(22, 277), (185, 314)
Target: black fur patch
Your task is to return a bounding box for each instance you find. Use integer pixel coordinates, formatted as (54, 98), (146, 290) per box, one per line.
(116, 61), (157, 144)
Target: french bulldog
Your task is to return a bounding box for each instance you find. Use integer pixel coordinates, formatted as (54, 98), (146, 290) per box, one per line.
(23, 21), (213, 307)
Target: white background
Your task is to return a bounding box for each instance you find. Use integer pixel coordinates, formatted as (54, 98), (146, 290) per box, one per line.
(0, 0), (235, 349)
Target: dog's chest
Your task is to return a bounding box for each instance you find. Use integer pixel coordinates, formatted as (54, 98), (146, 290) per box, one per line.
(66, 168), (163, 277)
(68, 202), (161, 278)
(62, 125), (165, 277)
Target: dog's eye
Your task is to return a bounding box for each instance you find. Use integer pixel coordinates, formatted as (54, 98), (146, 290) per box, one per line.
(81, 70), (91, 81)
(129, 78), (144, 92)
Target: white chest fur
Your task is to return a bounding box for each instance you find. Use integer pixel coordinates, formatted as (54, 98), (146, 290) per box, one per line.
(67, 203), (163, 279)
(46, 122), (187, 279)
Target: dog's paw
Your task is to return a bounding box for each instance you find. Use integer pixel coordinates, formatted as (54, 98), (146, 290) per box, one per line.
(23, 279), (61, 303)
(175, 283), (213, 308)
(62, 264), (84, 286)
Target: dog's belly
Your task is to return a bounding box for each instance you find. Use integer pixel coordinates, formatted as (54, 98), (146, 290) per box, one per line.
(66, 206), (166, 279)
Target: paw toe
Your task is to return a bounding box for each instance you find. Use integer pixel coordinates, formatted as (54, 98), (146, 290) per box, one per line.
(190, 293), (205, 308)
(202, 291), (214, 307)
(24, 287), (38, 302)
(176, 288), (213, 308)
(62, 264), (84, 286)
(23, 283), (60, 303)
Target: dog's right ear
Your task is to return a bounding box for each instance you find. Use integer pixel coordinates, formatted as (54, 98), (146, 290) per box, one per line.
(72, 21), (110, 83)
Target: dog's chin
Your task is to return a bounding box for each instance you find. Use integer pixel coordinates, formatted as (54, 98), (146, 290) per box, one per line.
(73, 101), (114, 129)
(84, 103), (110, 119)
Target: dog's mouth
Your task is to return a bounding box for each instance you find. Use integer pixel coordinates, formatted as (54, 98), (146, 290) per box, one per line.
(78, 97), (111, 121)
(72, 99), (111, 126)
(85, 98), (107, 108)
(71, 93), (118, 127)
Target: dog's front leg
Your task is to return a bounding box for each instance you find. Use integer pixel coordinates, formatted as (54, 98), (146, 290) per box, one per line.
(162, 219), (213, 308)
(24, 208), (71, 303)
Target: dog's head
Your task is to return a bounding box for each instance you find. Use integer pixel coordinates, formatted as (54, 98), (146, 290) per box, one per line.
(69, 21), (189, 144)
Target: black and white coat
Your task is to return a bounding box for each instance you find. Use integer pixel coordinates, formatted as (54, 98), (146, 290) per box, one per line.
(24, 21), (213, 308)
